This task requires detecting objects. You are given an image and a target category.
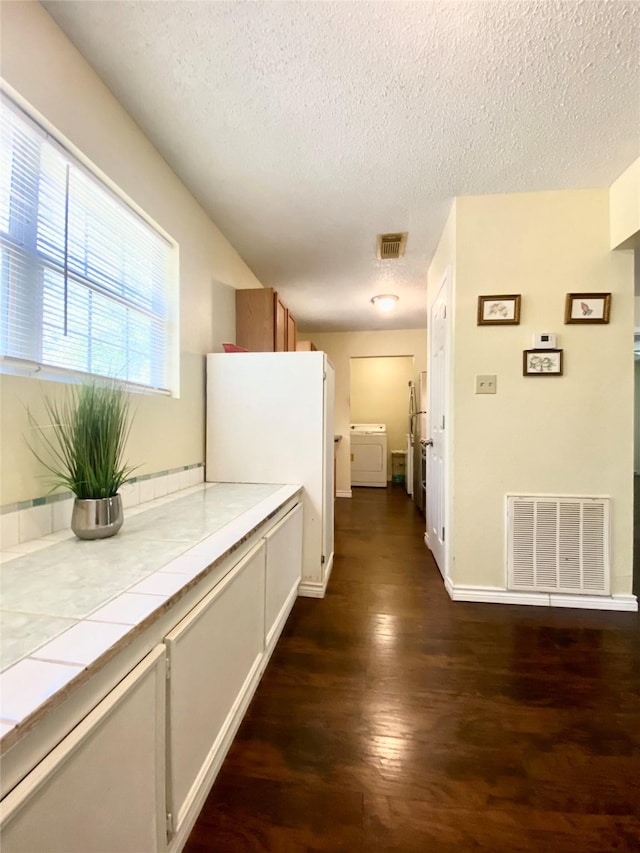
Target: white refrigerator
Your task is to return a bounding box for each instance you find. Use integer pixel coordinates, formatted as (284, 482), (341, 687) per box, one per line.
(205, 351), (335, 597)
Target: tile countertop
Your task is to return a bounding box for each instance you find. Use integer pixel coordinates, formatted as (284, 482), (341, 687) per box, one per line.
(0, 481), (302, 748)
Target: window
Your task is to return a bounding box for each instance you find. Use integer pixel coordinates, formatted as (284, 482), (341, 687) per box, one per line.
(0, 92), (178, 393)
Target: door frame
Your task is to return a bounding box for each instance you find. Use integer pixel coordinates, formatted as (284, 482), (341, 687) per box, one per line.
(426, 267), (451, 583)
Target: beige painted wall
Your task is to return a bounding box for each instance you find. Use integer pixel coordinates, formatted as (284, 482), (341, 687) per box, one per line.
(306, 330), (427, 494)
(610, 157), (640, 250)
(0, 2), (262, 505)
(350, 356), (415, 479)
(449, 189), (633, 596)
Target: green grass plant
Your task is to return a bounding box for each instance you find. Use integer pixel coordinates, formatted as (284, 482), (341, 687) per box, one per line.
(28, 380), (137, 499)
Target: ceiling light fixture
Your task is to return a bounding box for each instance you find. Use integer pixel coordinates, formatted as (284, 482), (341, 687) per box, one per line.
(371, 294), (399, 312)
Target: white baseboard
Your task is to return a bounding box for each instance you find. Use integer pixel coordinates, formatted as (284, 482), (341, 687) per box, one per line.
(549, 594), (638, 611)
(297, 583), (325, 598)
(336, 490), (352, 498)
(298, 552), (334, 599)
(444, 579), (638, 612)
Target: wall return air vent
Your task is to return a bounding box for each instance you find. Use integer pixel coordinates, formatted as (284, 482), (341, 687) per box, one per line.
(376, 232), (407, 260)
(507, 495), (610, 595)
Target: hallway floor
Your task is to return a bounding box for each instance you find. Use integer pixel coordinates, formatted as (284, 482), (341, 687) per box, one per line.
(185, 486), (640, 852)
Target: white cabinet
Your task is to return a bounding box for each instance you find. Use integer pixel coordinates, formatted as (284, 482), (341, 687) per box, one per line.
(165, 541), (266, 839)
(264, 503), (303, 648)
(0, 495), (304, 853)
(0, 646), (166, 853)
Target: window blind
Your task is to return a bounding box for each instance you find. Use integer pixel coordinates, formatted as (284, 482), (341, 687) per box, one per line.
(0, 93), (177, 393)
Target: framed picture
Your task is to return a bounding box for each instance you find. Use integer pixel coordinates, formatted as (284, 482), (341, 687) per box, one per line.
(565, 292), (611, 324)
(477, 294), (521, 325)
(523, 349), (563, 376)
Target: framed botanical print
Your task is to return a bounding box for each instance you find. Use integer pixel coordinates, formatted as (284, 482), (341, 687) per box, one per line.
(523, 349), (563, 376)
(477, 294), (521, 325)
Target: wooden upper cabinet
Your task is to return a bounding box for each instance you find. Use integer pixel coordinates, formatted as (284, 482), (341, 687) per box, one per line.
(236, 288), (276, 351)
(296, 340), (316, 352)
(236, 288), (297, 353)
(286, 311), (296, 352)
(274, 296), (287, 352)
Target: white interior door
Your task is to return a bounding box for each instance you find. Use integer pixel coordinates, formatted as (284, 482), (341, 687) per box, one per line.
(426, 270), (449, 577)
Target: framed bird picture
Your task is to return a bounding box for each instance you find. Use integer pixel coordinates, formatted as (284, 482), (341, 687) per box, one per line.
(565, 292), (611, 324)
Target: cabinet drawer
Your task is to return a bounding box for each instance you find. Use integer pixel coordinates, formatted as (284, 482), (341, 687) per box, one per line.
(0, 646), (166, 853)
(165, 540), (266, 834)
(264, 503), (303, 648)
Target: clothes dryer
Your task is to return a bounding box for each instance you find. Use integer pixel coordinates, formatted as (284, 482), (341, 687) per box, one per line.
(350, 424), (387, 488)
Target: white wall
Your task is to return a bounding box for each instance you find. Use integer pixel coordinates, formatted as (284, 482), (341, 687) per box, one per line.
(350, 356), (416, 479)
(438, 189), (634, 597)
(307, 330), (427, 494)
(0, 2), (262, 505)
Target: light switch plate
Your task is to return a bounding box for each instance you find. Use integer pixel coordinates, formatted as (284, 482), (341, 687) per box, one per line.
(475, 374), (497, 394)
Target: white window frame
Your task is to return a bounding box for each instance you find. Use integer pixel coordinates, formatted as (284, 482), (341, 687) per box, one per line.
(0, 81), (180, 397)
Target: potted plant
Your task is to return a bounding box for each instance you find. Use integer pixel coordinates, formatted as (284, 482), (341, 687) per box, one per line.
(28, 379), (137, 540)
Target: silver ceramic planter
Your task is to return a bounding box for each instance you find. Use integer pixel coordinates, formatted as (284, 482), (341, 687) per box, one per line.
(71, 495), (124, 540)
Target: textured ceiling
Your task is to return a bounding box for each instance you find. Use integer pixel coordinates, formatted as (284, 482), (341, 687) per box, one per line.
(42, 0), (639, 332)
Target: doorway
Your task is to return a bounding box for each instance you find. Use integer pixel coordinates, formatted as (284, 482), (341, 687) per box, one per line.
(350, 356), (415, 488)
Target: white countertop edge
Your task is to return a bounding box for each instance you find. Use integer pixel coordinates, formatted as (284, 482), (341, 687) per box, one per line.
(179, 483), (302, 566)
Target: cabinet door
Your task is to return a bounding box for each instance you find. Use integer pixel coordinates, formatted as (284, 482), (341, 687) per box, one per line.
(264, 503), (303, 648)
(165, 541), (266, 835)
(0, 646), (166, 853)
(274, 295), (287, 351)
(236, 288), (275, 351)
(286, 311), (296, 351)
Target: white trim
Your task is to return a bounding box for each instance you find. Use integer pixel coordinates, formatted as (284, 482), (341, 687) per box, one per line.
(0, 356), (172, 397)
(336, 490), (352, 498)
(298, 552), (334, 599)
(297, 582), (325, 598)
(444, 579), (638, 611)
(549, 594), (638, 612)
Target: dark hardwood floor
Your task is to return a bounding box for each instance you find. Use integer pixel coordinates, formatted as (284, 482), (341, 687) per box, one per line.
(185, 486), (640, 852)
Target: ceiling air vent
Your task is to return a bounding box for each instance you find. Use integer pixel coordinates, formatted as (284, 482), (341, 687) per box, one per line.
(376, 232), (407, 260)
